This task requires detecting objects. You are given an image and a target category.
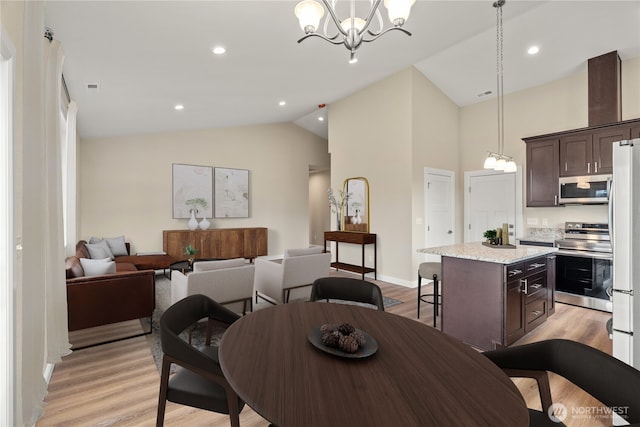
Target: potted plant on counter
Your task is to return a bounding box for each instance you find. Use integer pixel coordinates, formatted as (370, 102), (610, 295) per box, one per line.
(483, 229), (498, 245)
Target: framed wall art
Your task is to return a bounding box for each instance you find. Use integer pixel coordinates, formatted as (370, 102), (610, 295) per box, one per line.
(172, 164), (213, 219)
(214, 167), (249, 218)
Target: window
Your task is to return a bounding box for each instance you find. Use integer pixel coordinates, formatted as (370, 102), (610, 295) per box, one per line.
(0, 28), (16, 426)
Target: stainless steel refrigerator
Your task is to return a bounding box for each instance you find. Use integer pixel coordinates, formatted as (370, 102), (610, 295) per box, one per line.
(611, 138), (640, 368)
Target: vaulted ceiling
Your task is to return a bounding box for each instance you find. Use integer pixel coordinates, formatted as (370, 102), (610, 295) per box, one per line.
(44, 1), (640, 140)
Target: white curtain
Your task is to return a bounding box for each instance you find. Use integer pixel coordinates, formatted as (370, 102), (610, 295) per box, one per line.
(18, 2), (71, 424)
(43, 38), (71, 363)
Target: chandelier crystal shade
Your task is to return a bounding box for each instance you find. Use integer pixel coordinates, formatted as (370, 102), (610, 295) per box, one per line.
(294, 0), (416, 62)
(483, 0), (516, 174)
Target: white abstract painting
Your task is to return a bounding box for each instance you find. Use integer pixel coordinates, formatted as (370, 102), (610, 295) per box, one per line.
(214, 167), (249, 218)
(172, 164), (213, 218)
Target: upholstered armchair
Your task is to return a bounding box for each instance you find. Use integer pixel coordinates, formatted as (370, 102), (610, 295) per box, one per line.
(171, 258), (255, 315)
(254, 247), (331, 304)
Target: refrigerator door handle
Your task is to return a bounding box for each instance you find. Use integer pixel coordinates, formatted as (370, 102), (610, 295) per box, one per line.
(613, 289), (634, 296)
(613, 328), (634, 336)
(608, 178), (614, 247)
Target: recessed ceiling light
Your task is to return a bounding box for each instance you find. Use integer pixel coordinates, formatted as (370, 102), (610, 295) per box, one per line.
(318, 116), (324, 122)
(349, 57), (358, 64)
(174, 104), (184, 111)
(279, 101), (286, 106)
(527, 46), (540, 55)
(212, 46), (226, 55)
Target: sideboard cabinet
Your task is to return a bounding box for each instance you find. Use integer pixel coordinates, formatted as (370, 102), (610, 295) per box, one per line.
(163, 228), (267, 261)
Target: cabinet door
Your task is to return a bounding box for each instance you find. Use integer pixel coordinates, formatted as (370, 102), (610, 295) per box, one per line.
(632, 126), (640, 139)
(526, 139), (560, 207)
(506, 280), (525, 345)
(244, 228), (268, 259)
(219, 229), (245, 259)
(560, 133), (593, 176)
(593, 126), (630, 175)
(163, 230), (196, 260)
(199, 230), (219, 259)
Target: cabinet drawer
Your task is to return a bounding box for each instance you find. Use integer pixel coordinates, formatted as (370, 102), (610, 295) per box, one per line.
(524, 257), (547, 275)
(506, 262), (525, 281)
(526, 297), (547, 329)
(523, 272), (547, 302)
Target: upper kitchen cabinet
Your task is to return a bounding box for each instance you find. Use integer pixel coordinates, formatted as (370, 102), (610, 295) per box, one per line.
(525, 138), (560, 207)
(559, 126), (629, 176)
(523, 118), (640, 207)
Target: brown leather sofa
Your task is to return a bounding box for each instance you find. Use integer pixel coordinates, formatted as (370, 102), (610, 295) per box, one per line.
(65, 240), (164, 331)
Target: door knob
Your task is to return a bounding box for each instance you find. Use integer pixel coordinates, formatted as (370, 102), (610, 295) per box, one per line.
(448, 230), (453, 234)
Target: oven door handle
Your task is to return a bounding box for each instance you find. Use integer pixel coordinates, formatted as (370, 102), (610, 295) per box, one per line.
(556, 249), (613, 260)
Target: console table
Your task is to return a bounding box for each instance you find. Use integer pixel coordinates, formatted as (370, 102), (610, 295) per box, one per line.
(324, 231), (376, 279)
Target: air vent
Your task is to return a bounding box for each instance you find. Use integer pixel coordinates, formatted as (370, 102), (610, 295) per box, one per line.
(86, 83), (100, 92)
(477, 90), (492, 98)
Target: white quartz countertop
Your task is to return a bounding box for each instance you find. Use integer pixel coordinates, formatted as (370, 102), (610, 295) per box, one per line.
(418, 242), (557, 264)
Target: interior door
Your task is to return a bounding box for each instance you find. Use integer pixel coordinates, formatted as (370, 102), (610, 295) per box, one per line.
(424, 168), (455, 262)
(465, 169), (521, 243)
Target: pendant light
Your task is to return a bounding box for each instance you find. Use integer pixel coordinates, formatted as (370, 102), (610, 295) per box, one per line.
(484, 0), (516, 173)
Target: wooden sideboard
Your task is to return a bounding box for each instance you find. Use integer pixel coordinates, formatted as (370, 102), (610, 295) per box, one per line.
(163, 228), (267, 261)
(324, 231), (376, 280)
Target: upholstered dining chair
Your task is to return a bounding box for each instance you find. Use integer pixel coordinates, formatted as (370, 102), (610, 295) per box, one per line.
(483, 339), (640, 427)
(417, 262), (442, 327)
(156, 294), (244, 427)
(310, 277), (385, 311)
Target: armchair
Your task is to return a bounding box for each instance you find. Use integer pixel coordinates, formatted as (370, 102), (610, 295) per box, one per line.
(171, 258), (254, 315)
(254, 247), (331, 304)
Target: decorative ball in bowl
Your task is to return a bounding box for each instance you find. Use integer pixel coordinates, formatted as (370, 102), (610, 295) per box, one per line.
(308, 322), (378, 358)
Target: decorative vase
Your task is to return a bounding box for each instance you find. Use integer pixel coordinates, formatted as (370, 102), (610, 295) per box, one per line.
(199, 216), (210, 230)
(351, 209), (361, 225)
(188, 210), (198, 230)
(335, 212), (341, 231)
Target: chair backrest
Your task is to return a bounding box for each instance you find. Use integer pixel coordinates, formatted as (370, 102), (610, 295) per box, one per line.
(310, 277), (385, 311)
(160, 294), (240, 371)
(484, 339), (640, 423)
(281, 252), (331, 287)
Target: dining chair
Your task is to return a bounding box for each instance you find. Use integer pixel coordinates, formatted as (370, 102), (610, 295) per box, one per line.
(483, 339), (640, 427)
(417, 262), (442, 327)
(156, 294), (245, 427)
(310, 277), (385, 311)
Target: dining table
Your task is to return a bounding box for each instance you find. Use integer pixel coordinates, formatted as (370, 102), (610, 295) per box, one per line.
(218, 301), (529, 427)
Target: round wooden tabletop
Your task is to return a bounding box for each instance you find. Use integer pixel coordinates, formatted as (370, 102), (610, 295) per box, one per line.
(219, 302), (528, 427)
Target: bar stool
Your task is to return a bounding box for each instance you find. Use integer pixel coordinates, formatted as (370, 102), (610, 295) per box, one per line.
(417, 262), (442, 328)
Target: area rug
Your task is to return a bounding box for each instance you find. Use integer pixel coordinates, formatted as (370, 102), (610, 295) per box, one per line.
(147, 276), (403, 372)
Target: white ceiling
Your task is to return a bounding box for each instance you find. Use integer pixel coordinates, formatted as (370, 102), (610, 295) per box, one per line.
(44, 1), (640, 141)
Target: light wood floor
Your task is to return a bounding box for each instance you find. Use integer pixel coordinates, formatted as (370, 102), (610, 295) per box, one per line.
(38, 274), (613, 427)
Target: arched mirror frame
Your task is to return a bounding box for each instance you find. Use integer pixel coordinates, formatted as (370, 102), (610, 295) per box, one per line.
(342, 177), (370, 233)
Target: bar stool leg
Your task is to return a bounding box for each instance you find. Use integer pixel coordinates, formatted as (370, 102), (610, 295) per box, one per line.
(433, 274), (439, 328)
(417, 272), (422, 319)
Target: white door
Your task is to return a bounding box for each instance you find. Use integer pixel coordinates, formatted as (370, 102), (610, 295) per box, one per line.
(424, 168), (455, 261)
(464, 168), (522, 243)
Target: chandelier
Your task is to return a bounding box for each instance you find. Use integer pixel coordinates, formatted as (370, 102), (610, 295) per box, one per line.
(294, 0), (416, 63)
(483, 0), (516, 173)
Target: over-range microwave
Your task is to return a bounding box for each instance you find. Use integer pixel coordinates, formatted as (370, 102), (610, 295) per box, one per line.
(558, 174), (612, 205)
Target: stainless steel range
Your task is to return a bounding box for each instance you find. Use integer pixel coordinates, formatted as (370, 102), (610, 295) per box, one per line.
(555, 222), (613, 312)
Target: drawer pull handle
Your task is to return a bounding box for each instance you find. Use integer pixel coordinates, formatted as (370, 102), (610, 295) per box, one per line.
(521, 279), (528, 294)
(509, 269), (522, 277)
(532, 310), (543, 316)
(530, 284), (543, 290)
(528, 263), (545, 270)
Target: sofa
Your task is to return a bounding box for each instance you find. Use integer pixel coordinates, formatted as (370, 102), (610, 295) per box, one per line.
(171, 258), (255, 315)
(65, 240), (158, 332)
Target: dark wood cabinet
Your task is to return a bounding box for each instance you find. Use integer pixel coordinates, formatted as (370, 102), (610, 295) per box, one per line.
(163, 228), (267, 261)
(546, 254), (556, 315)
(524, 118), (640, 205)
(560, 133), (592, 176)
(526, 138), (559, 207)
(505, 263), (525, 344)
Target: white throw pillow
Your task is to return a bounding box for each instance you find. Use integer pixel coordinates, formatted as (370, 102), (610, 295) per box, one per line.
(193, 258), (246, 272)
(284, 246), (323, 258)
(80, 257), (116, 276)
(85, 240), (115, 260)
(88, 236), (103, 244)
(105, 235), (128, 256)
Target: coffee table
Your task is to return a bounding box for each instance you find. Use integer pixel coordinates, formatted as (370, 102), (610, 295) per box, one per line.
(219, 302), (528, 426)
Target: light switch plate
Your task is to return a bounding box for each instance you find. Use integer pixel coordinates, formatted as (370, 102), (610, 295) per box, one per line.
(527, 218), (539, 226)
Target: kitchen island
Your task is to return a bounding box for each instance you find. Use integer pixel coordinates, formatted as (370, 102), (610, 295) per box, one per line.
(419, 242), (557, 351)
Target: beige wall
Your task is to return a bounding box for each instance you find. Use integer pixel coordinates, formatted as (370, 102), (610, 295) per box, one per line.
(308, 168), (330, 246)
(329, 68), (461, 285)
(79, 123), (329, 256)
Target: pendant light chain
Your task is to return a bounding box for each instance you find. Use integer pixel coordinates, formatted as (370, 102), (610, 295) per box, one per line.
(496, 0), (504, 157)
